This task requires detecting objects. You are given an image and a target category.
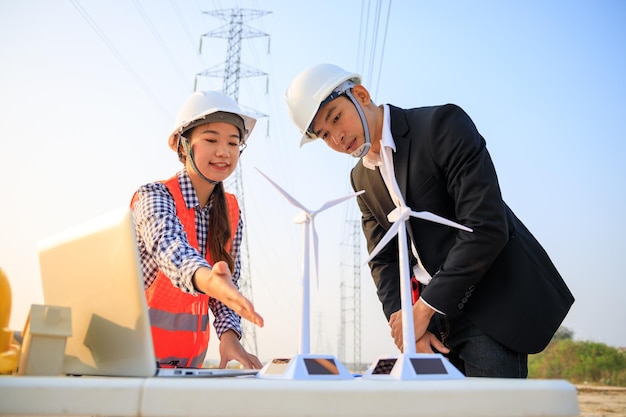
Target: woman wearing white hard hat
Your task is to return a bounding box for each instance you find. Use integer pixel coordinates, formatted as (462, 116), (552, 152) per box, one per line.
(131, 90), (263, 369)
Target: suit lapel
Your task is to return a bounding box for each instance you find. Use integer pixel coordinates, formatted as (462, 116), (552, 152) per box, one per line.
(388, 105), (411, 203)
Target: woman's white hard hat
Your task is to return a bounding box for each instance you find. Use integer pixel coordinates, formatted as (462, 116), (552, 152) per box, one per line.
(168, 90), (257, 152)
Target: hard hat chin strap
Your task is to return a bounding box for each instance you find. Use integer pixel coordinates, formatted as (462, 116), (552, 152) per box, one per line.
(344, 89), (371, 158)
(179, 136), (221, 186)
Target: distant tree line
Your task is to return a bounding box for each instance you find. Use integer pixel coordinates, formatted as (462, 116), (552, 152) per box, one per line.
(529, 327), (626, 386)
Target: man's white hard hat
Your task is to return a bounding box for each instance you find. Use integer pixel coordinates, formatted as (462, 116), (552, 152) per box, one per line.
(284, 63), (361, 147)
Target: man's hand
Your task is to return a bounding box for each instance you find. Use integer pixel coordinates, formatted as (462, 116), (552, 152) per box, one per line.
(193, 261), (264, 327)
(388, 299), (448, 354)
(218, 330), (263, 369)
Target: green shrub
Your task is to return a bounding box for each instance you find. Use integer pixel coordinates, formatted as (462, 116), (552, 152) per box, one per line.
(529, 339), (626, 386)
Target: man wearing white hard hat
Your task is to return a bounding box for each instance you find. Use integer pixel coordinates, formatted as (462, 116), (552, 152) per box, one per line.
(131, 90), (263, 370)
(285, 63), (574, 378)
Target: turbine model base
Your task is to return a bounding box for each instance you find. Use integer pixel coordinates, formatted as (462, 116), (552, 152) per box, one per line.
(256, 354), (354, 380)
(362, 353), (465, 380)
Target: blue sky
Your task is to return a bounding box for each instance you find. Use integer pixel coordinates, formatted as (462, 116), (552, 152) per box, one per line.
(1, 0), (625, 365)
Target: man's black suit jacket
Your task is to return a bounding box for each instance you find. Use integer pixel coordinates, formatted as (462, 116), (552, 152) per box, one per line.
(350, 103), (574, 354)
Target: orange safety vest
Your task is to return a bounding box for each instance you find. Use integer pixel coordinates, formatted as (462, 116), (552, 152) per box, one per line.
(131, 175), (239, 368)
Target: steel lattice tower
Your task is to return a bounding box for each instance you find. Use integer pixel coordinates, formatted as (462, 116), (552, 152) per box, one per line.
(195, 8), (270, 355)
(339, 219), (362, 370)
(338, 280), (346, 362)
(350, 219), (362, 368)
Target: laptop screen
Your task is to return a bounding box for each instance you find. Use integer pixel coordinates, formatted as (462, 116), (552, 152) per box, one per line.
(37, 207), (157, 377)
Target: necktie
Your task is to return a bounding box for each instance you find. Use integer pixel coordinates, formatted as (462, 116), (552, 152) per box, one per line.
(379, 146), (432, 285)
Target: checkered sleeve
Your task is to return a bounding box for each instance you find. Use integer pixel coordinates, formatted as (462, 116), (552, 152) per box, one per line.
(210, 211), (243, 339)
(133, 182), (209, 295)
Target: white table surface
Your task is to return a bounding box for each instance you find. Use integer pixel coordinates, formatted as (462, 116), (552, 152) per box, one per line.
(0, 375), (580, 417)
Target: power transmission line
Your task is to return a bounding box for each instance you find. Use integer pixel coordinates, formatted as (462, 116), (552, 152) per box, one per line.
(70, 0), (171, 118)
(131, 0), (189, 89)
(338, 0), (393, 370)
(356, 0), (393, 100)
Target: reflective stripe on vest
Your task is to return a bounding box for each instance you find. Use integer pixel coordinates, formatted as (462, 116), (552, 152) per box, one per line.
(131, 175), (239, 368)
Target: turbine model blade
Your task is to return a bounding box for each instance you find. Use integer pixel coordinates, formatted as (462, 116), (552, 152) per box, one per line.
(365, 219), (403, 264)
(256, 167), (308, 212)
(313, 190), (365, 214)
(410, 210), (473, 232)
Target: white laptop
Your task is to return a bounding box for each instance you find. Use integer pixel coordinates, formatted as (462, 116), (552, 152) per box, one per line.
(37, 207), (257, 378)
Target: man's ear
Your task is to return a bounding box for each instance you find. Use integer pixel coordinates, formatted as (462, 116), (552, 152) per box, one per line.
(352, 84), (371, 105)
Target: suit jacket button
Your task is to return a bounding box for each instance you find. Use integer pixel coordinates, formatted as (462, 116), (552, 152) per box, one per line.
(457, 303), (464, 309)
(465, 291), (472, 297)
(469, 285), (476, 291)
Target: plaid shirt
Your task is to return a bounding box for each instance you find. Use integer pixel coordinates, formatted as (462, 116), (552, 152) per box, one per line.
(132, 169), (243, 339)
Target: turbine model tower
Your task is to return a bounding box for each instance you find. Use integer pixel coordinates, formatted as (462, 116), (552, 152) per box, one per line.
(255, 168), (362, 379)
(362, 167), (472, 379)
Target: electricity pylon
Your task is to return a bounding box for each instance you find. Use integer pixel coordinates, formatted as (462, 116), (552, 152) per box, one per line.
(350, 219), (362, 369)
(339, 219), (362, 371)
(195, 7), (270, 355)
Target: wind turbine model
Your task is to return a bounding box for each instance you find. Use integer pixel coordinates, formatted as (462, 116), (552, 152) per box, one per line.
(362, 202), (472, 380)
(255, 168), (363, 380)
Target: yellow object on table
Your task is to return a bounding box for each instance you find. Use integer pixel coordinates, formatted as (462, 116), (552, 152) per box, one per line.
(0, 266), (20, 374)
